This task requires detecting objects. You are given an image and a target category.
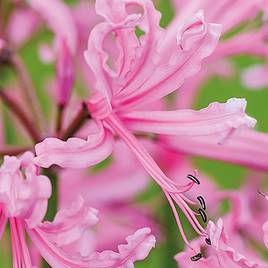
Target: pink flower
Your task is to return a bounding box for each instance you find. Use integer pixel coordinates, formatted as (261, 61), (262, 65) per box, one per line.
(27, 0), (77, 105)
(33, 0), (259, 258)
(0, 152), (155, 267)
(176, 219), (268, 268)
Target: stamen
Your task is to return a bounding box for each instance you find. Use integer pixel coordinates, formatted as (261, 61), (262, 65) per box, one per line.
(257, 190), (268, 200)
(197, 196), (206, 210)
(187, 174), (200, 185)
(164, 192), (194, 250)
(180, 194), (198, 206)
(167, 181), (195, 194)
(198, 208), (207, 223)
(205, 238), (212, 245)
(191, 253), (202, 261)
(173, 194), (207, 236)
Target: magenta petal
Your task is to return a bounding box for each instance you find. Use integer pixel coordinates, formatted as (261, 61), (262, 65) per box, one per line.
(123, 98), (256, 138)
(34, 124), (114, 168)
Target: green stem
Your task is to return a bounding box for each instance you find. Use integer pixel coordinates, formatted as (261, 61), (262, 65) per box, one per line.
(42, 168), (58, 268)
(43, 168), (58, 221)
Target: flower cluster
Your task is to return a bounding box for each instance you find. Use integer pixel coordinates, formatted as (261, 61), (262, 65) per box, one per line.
(0, 0), (267, 267)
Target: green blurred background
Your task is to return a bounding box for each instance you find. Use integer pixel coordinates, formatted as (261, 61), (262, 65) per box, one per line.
(1, 0), (268, 267)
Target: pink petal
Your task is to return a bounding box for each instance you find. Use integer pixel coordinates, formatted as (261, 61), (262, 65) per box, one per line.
(0, 152), (51, 226)
(123, 98), (256, 139)
(242, 64), (268, 90)
(0, 207), (7, 241)
(114, 10), (221, 110)
(169, 0), (262, 39)
(34, 122), (114, 168)
(36, 197), (98, 257)
(27, 0), (77, 54)
(87, 227), (155, 268)
(59, 141), (149, 207)
(28, 226), (155, 267)
(163, 128), (268, 171)
(207, 219), (268, 268)
(263, 221), (268, 249)
(7, 8), (39, 47)
(56, 39), (74, 105)
(210, 29), (268, 62)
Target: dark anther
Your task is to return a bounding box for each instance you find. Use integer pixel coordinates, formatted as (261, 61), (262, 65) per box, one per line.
(197, 196), (206, 210)
(0, 47), (12, 65)
(187, 174), (200, 185)
(191, 253), (202, 261)
(205, 238), (212, 245)
(198, 208), (207, 223)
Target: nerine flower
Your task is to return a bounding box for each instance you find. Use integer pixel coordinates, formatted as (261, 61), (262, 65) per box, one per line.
(34, 0), (256, 259)
(0, 152), (155, 267)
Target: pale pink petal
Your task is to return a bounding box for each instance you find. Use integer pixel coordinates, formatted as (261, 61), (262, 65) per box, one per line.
(27, 0), (77, 54)
(209, 29), (268, 62)
(169, 0), (262, 41)
(34, 122), (115, 168)
(163, 128), (268, 171)
(84, 10), (142, 100)
(7, 8), (39, 47)
(87, 227), (155, 268)
(242, 64), (268, 90)
(93, 0), (164, 97)
(123, 98), (256, 139)
(93, 206), (159, 252)
(208, 219), (268, 267)
(38, 44), (55, 63)
(114, 10), (221, 110)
